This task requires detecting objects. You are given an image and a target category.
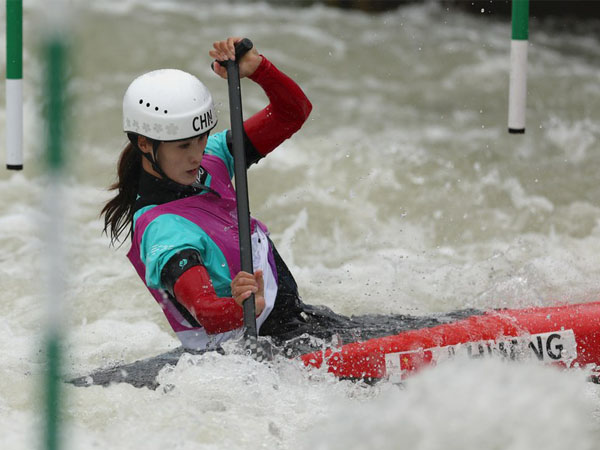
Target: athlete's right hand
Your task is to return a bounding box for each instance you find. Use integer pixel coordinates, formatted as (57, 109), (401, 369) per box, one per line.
(231, 270), (265, 316)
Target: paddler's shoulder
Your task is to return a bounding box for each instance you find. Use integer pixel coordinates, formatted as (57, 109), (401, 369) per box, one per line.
(204, 130), (234, 178)
(132, 204), (158, 233)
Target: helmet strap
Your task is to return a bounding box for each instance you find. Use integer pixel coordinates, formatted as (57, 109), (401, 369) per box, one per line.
(129, 133), (169, 180)
(129, 133), (221, 198)
(149, 139), (169, 179)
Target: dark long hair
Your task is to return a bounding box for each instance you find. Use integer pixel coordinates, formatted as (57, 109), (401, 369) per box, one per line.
(101, 136), (142, 246)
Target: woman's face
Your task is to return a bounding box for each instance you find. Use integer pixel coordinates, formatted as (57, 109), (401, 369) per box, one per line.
(140, 134), (208, 185)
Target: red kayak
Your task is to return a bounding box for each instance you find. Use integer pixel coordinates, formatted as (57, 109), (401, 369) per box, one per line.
(70, 301), (600, 389)
(300, 301), (600, 382)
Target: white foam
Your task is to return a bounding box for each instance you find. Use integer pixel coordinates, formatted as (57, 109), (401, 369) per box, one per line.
(302, 359), (599, 450)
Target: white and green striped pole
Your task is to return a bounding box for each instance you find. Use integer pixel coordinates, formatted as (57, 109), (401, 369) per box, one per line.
(42, 16), (69, 450)
(6, 0), (23, 169)
(508, 0), (529, 134)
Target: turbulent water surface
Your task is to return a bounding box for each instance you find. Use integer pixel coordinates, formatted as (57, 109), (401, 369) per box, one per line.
(1, 1), (600, 449)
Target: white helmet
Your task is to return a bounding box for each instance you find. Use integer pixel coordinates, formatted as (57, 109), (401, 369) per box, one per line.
(123, 69), (217, 141)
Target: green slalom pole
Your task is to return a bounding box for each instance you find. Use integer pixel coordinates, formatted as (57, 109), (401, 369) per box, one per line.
(6, 0), (23, 169)
(42, 24), (69, 450)
(508, 0), (529, 134)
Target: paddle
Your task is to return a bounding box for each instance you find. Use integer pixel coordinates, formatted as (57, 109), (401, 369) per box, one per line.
(217, 38), (265, 360)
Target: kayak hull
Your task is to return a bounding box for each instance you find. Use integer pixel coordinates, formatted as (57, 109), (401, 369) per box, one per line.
(69, 301), (600, 389)
(300, 301), (600, 381)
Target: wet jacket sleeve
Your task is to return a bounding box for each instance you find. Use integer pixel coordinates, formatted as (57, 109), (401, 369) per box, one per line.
(161, 249), (243, 335)
(242, 56), (312, 158)
(170, 263), (244, 335)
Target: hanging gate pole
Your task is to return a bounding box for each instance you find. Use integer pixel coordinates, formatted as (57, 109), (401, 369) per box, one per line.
(508, 0), (529, 134)
(42, 16), (70, 450)
(6, 0), (23, 169)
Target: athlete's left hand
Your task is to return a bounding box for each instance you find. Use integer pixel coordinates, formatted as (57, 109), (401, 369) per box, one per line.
(210, 37), (263, 79)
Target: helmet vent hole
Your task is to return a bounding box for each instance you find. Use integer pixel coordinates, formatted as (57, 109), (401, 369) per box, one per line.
(139, 99), (143, 104)
(146, 103), (150, 107)
(155, 107), (159, 111)
(164, 110), (168, 114)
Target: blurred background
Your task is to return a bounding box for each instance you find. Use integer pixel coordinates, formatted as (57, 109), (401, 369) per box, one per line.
(309, 0), (600, 18)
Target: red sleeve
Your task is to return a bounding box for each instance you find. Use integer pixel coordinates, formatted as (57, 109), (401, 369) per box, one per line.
(244, 56), (312, 156)
(173, 265), (243, 335)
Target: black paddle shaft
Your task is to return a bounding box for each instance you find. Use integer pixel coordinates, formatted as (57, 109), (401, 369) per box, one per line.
(217, 38), (258, 340)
